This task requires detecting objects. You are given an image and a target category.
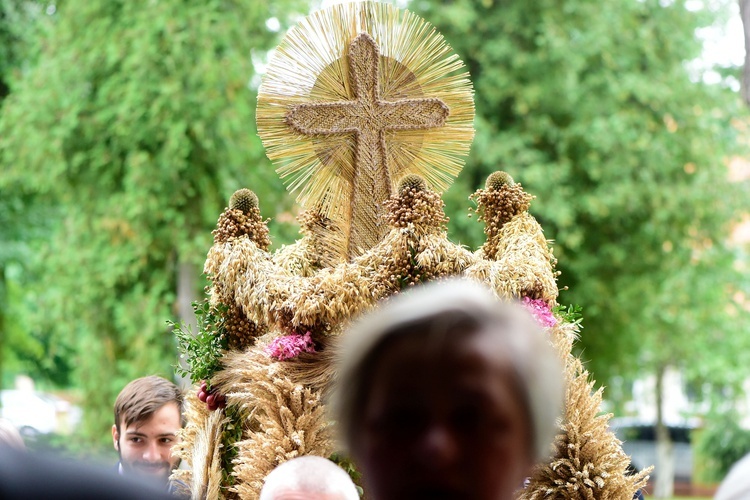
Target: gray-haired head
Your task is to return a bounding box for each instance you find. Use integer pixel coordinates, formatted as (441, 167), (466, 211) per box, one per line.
(259, 456), (359, 500)
(331, 278), (564, 463)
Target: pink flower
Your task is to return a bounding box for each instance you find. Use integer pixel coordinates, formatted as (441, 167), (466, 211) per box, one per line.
(521, 297), (557, 328)
(265, 331), (316, 360)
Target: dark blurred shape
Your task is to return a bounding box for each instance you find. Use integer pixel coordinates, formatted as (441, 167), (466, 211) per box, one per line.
(0, 447), (174, 499)
(331, 279), (564, 500)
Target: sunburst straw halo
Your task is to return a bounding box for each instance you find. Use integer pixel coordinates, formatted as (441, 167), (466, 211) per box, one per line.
(257, 1), (474, 258)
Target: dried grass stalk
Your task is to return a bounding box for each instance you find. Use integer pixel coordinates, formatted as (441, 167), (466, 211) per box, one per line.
(517, 321), (651, 500)
(171, 390), (212, 497)
(190, 410), (229, 500)
(211, 348), (335, 499)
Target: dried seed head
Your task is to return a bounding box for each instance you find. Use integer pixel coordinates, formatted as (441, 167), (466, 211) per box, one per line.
(485, 171), (515, 190)
(397, 174), (427, 195)
(470, 181), (533, 260)
(223, 303), (261, 350)
(229, 188), (259, 214)
(212, 206), (271, 249)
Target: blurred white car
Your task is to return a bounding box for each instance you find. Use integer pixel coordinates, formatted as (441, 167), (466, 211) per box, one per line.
(610, 416), (696, 483)
(0, 390), (73, 435)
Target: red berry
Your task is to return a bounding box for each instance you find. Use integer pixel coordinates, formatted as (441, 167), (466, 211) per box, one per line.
(198, 391), (208, 402)
(206, 394), (215, 406)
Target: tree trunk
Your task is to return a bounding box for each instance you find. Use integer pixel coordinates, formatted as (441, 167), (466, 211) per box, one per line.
(654, 363), (675, 498)
(175, 258), (198, 388)
(740, 0), (750, 106)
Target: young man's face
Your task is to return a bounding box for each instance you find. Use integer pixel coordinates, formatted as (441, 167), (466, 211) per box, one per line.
(112, 402), (181, 487)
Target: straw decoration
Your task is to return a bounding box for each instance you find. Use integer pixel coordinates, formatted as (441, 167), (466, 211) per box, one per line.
(518, 321), (652, 499)
(176, 3), (649, 499)
(272, 209), (348, 272)
(471, 172), (534, 260)
(203, 181), (556, 335)
(189, 179), (643, 499)
(210, 347), (335, 499)
(171, 391), (216, 499)
(258, 1), (473, 258)
(189, 410), (229, 500)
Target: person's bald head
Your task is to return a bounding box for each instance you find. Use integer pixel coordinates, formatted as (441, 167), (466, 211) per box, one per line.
(259, 456), (359, 500)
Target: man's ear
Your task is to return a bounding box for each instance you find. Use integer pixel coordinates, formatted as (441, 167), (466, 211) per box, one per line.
(112, 424), (120, 451)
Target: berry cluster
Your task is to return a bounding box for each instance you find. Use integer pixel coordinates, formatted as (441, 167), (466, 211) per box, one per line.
(224, 303), (260, 350)
(197, 380), (227, 411)
(470, 172), (533, 260)
(212, 207), (272, 249)
(384, 176), (448, 230)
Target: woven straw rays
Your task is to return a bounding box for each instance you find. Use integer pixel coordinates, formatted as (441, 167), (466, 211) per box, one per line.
(257, 1), (474, 258)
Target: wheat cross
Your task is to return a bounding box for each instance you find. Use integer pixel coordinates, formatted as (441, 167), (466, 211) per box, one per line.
(285, 32), (450, 257)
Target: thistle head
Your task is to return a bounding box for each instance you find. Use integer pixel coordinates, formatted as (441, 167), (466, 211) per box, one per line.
(229, 188), (259, 214)
(485, 171), (515, 190)
(397, 174), (427, 195)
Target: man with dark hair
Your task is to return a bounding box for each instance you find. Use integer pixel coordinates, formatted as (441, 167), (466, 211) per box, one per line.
(112, 375), (184, 493)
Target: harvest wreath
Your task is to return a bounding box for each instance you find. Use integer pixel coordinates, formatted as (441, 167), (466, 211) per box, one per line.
(171, 2), (650, 499)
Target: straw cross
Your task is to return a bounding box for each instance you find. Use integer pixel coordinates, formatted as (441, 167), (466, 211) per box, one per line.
(285, 32), (450, 257)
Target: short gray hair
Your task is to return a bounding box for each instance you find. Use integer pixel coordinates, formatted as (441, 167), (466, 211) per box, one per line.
(331, 278), (564, 462)
(259, 456), (359, 500)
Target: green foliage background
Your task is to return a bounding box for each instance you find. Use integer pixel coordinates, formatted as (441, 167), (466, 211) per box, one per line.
(0, 0), (749, 458)
(414, 0), (750, 393)
(0, 0), (306, 446)
(695, 411), (750, 482)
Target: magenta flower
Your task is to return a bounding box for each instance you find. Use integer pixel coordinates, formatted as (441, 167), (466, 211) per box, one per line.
(521, 297), (557, 328)
(265, 331), (316, 360)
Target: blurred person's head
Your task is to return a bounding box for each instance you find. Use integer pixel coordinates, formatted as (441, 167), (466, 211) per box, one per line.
(332, 279), (564, 500)
(0, 445), (176, 500)
(112, 375), (183, 487)
(0, 419), (25, 451)
(259, 455), (360, 500)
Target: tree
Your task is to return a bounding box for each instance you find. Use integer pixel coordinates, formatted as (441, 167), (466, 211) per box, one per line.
(741, 0), (750, 104)
(0, 0), (26, 391)
(0, 0), (306, 445)
(0, 0), (62, 391)
(414, 0), (750, 496)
